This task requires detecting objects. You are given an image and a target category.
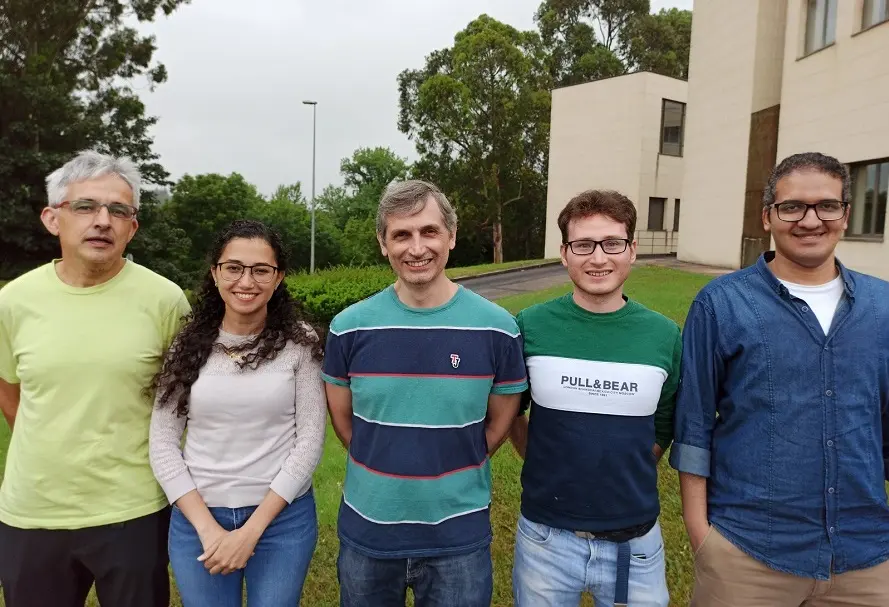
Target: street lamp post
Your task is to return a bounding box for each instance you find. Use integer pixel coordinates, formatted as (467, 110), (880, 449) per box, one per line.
(302, 100), (317, 273)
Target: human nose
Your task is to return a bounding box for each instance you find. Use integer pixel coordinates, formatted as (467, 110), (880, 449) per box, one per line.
(93, 205), (112, 227)
(236, 268), (257, 288)
(797, 205), (823, 228)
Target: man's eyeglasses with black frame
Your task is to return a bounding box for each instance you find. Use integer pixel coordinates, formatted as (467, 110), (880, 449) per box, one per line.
(563, 239), (632, 256)
(215, 262), (279, 284)
(768, 200), (849, 222)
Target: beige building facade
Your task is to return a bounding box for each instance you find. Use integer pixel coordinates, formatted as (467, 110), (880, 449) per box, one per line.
(679, 0), (889, 279)
(544, 72), (687, 258)
(545, 0), (888, 279)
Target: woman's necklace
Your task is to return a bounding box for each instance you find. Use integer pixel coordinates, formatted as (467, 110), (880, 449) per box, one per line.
(219, 320), (261, 362)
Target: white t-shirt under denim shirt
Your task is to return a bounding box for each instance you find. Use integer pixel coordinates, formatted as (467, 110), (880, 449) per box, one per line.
(779, 276), (844, 335)
(148, 328), (327, 508)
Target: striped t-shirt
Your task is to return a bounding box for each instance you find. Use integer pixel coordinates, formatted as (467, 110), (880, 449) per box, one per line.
(322, 284), (528, 558)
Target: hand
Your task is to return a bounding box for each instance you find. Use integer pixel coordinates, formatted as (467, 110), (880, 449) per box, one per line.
(200, 526), (261, 575)
(196, 523), (228, 560)
(687, 521), (711, 555)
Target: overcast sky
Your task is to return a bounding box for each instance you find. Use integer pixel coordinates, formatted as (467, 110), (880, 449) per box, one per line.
(140, 0), (693, 197)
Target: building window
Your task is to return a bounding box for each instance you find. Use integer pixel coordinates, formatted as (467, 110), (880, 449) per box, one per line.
(863, 0), (889, 29)
(648, 197), (666, 231)
(660, 100), (686, 157)
(847, 159), (888, 238)
(673, 199), (681, 232)
(805, 0), (837, 54)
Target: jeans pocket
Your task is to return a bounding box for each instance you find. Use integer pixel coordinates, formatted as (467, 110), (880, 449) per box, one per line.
(629, 523), (665, 564)
(517, 516), (553, 544)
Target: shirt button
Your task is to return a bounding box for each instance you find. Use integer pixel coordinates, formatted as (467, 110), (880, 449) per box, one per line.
(802, 306), (809, 312)
(829, 527), (835, 534)
(828, 487), (835, 494)
(827, 440), (834, 447)
(825, 390), (833, 396)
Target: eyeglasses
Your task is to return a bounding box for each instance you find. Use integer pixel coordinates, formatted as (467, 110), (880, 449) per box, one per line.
(215, 262), (279, 284)
(769, 200), (849, 222)
(564, 239), (632, 255)
(58, 199), (137, 220)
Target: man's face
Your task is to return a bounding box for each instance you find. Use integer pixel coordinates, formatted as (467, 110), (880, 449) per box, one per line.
(379, 196), (455, 286)
(40, 174), (139, 267)
(561, 214), (636, 298)
(763, 169), (847, 269)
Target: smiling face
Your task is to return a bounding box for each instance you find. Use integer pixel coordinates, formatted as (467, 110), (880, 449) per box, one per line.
(561, 213), (637, 302)
(763, 169), (848, 270)
(378, 195), (456, 287)
(210, 237), (283, 322)
(40, 174), (138, 268)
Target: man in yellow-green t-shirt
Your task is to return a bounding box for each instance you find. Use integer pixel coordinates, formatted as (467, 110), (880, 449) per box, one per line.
(0, 150), (190, 607)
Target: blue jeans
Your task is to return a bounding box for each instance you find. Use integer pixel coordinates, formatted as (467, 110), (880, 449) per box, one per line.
(512, 515), (669, 607)
(169, 490), (318, 607)
(337, 542), (493, 607)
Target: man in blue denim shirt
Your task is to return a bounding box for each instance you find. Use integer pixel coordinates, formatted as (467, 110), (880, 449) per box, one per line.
(671, 152), (889, 606)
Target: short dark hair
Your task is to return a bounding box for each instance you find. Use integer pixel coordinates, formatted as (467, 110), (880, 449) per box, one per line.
(558, 189), (637, 243)
(763, 152), (851, 207)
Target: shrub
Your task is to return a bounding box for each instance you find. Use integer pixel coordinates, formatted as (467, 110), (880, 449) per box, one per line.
(286, 265), (394, 324)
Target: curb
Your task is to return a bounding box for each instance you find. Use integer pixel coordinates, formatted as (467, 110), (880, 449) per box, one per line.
(452, 260), (562, 282)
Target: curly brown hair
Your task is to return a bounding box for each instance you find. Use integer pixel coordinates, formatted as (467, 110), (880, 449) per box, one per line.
(152, 220), (324, 417)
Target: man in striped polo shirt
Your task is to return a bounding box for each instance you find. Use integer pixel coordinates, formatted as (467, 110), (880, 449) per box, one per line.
(510, 190), (681, 607)
(322, 179), (528, 607)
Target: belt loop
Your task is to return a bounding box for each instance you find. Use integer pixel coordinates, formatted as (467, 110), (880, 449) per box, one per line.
(614, 541), (630, 607)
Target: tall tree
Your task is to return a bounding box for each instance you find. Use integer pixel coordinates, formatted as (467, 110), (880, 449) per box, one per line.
(0, 0), (189, 277)
(622, 8), (692, 79)
(398, 15), (551, 263)
(329, 147), (411, 230)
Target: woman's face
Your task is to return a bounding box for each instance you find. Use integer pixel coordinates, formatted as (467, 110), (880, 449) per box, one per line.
(210, 237), (283, 321)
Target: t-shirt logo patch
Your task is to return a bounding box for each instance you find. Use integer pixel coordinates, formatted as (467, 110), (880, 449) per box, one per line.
(450, 353), (461, 368)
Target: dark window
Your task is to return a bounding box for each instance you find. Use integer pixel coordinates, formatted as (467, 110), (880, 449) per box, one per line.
(673, 199), (681, 232)
(806, 0), (837, 54)
(648, 197), (666, 231)
(847, 159), (888, 238)
(863, 0), (889, 29)
(660, 100), (686, 157)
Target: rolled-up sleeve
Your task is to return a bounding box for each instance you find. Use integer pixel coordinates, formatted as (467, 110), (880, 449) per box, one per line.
(669, 299), (722, 478)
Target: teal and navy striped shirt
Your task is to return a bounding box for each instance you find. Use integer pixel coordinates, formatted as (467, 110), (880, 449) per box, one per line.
(322, 284), (528, 558)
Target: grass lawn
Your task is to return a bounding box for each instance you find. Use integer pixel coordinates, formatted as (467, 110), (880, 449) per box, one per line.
(0, 265), (713, 606)
(446, 259), (559, 279)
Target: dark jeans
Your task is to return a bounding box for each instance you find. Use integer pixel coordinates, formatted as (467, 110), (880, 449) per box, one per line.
(337, 542), (493, 607)
(0, 507), (171, 607)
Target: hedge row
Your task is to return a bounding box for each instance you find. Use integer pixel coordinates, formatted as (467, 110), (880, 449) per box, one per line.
(286, 265), (395, 324)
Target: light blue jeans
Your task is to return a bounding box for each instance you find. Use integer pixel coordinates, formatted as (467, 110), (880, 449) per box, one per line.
(512, 514), (669, 607)
(169, 489), (318, 607)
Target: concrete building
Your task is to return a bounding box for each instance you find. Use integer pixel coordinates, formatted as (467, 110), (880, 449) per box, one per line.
(544, 71), (687, 258)
(680, 0), (888, 278)
(544, 0), (888, 280)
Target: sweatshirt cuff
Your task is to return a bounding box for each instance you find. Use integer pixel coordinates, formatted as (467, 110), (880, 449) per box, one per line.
(159, 470), (197, 505)
(668, 442), (711, 478)
(270, 470), (310, 504)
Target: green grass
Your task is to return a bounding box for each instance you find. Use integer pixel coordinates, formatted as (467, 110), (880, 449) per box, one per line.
(0, 265), (712, 606)
(446, 258), (559, 279)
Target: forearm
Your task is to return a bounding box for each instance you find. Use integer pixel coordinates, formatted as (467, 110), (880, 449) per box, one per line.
(0, 381), (20, 430)
(485, 394), (521, 455)
(679, 472), (709, 531)
(509, 414), (529, 459)
(175, 490), (223, 539)
(243, 490), (288, 538)
(652, 443), (665, 462)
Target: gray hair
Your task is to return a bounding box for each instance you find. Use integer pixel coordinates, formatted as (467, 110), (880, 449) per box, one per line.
(376, 179), (458, 237)
(763, 152), (851, 207)
(46, 150), (142, 209)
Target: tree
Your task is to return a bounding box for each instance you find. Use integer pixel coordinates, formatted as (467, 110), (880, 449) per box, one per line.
(622, 8), (692, 79)
(398, 15), (551, 263)
(341, 216), (380, 266)
(165, 173), (263, 280)
(533, 0), (691, 86)
(128, 190), (192, 286)
(327, 147), (411, 230)
(0, 0), (189, 277)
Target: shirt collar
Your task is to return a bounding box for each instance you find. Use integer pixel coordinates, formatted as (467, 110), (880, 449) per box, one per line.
(755, 251), (856, 300)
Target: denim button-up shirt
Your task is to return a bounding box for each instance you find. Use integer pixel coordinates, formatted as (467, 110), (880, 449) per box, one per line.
(670, 252), (889, 579)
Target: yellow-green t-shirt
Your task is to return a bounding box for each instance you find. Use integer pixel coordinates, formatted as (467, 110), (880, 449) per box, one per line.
(0, 260), (190, 529)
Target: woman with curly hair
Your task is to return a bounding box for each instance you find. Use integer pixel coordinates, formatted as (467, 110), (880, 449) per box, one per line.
(148, 219), (326, 607)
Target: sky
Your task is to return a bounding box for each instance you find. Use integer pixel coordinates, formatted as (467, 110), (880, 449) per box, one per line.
(140, 0), (693, 197)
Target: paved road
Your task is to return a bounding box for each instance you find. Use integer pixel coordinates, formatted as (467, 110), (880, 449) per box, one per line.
(458, 256), (732, 301)
(457, 263), (569, 300)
